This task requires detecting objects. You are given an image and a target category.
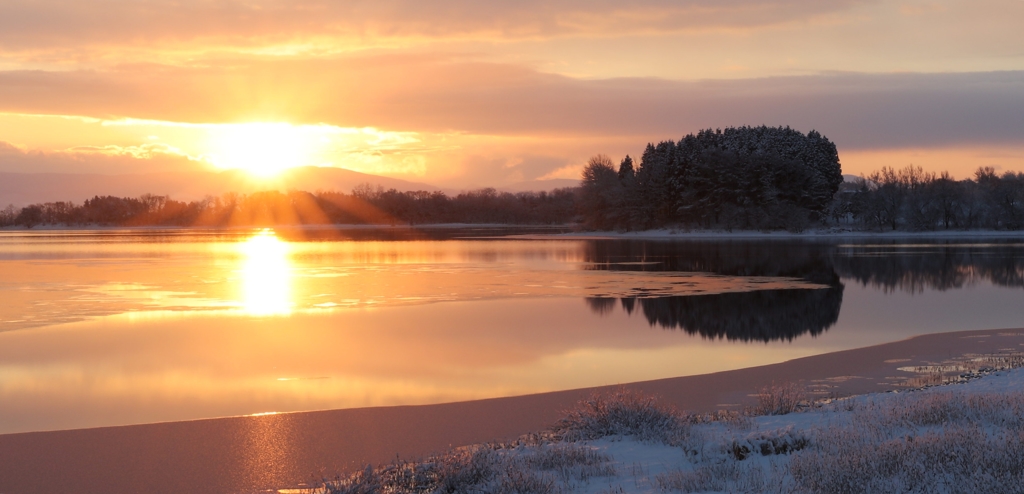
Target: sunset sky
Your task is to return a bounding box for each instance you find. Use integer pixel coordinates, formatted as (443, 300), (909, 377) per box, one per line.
(1, 0), (1023, 188)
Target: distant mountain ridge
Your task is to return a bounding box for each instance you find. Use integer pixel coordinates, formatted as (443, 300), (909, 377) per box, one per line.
(498, 178), (580, 193)
(0, 167), (443, 206)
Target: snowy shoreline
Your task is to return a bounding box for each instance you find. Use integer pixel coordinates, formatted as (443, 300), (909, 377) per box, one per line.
(516, 228), (1024, 241)
(587, 365), (1024, 493)
(317, 362), (1024, 494)
(3, 328), (1023, 494)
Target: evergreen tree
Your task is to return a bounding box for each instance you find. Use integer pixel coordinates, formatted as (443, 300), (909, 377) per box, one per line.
(617, 155), (635, 182)
(635, 141), (677, 228)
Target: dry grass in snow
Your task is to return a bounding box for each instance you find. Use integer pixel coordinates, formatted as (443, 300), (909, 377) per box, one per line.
(308, 369), (1024, 494)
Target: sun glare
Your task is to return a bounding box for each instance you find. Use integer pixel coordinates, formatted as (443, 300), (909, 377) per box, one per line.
(211, 123), (309, 177)
(239, 230), (293, 316)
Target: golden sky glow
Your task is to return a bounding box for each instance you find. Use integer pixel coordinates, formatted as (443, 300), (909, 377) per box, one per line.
(0, 0), (1023, 194)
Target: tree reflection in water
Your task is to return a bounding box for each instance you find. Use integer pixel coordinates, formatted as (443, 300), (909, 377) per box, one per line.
(586, 288), (842, 342)
(832, 243), (1024, 293)
(582, 239), (1024, 343)
(581, 240), (844, 342)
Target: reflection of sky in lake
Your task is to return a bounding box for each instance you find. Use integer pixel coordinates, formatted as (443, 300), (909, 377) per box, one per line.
(2, 231), (1024, 434)
(0, 232), (823, 331)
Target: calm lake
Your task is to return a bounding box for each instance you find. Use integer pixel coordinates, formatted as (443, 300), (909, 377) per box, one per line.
(2, 228), (1024, 434)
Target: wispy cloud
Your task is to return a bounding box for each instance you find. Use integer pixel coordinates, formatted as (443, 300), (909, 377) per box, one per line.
(3, 1), (1021, 79)
(2, 58), (1022, 151)
(66, 142), (193, 160)
(0, 140), (204, 174)
(0, 0), (865, 53)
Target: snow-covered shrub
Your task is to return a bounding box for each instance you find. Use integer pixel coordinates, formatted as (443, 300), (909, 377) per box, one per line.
(553, 389), (691, 445)
(753, 381), (807, 416)
(431, 446), (502, 493)
(727, 427), (811, 460)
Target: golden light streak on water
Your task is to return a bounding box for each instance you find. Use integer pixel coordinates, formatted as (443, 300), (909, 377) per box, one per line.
(241, 412), (294, 489)
(240, 230), (293, 316)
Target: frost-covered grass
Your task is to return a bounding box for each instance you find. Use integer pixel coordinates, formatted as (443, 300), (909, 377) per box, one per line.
(654, 371), (1024, 494)
(552, 390), (692, 445)
(319, 442), (615, 494)
(309, 369), (1024, 494)
(782, 390), (1024, 493)
(752, 381), (808, 416)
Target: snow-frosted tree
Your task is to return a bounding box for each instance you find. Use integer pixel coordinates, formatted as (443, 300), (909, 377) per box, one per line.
(578, 154), (623, 229)
(617, 155), (635, 182)
(577, 126), (843, 230)
(635, 141), (678, 228)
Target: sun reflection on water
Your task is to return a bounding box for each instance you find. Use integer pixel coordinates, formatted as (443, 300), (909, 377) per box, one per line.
(240, 230), (293, 316)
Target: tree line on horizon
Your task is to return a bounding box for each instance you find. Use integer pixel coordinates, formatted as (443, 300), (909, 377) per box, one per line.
(830, 165), (1024, 231)
(579, 126), (1024, 232)
(0, 185), (576, 228)
(3, 125), (1024, 231)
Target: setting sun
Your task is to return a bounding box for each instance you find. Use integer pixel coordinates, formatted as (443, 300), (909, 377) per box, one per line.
(210, 123), (309, 177)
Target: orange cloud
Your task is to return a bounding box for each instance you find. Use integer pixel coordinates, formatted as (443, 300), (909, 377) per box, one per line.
(0, 140), (205, 174)
(1, 1), (1021, 83)
(2, 59), (1023, 150)
(67, 142), (193, 160)
(0, 0), (866, 55)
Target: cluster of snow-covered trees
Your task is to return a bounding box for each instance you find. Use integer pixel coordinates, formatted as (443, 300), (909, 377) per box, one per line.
(579, 126), (843, 231)
(580, 125), (1024, 232)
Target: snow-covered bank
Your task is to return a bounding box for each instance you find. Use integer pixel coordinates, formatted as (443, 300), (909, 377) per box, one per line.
(519, 228), (1024, 241)
(315, 366), (1024, 494)
(588, 369), (1024, 493)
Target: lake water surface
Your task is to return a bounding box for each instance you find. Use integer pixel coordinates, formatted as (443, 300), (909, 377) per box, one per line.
(2, 228), (1024, 434)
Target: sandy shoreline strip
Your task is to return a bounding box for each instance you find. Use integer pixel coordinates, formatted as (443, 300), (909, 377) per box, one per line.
(2, 327), (1023, 494)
